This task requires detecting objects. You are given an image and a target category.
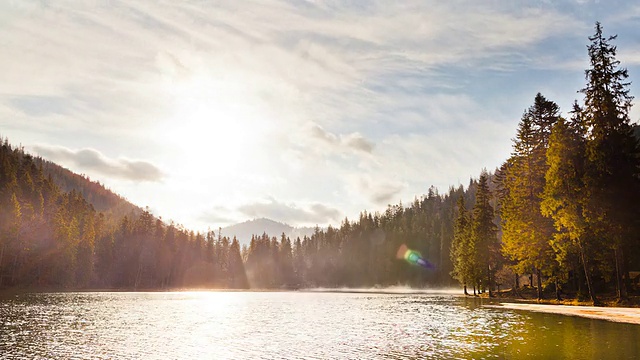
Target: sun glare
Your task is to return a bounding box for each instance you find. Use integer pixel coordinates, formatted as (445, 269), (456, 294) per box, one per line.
(161, 73), (273, 174)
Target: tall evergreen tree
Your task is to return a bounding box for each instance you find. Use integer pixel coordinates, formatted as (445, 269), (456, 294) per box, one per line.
(76, 211), (96, 287)
(470, 171), (498, 296)
(579, 22), (639, 300)
(228, 237), (248, 289)
(500, 94), (560, 300)
(292, 237), (304, 286)
(279, 233), (294, 288)
(450, 196), (472, 295)
(542, 110), (598, 303)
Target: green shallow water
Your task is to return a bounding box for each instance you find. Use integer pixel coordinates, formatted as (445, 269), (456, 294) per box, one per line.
(0, 291), (638, 359)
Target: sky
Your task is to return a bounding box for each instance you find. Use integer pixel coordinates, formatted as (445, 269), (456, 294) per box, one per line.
(1, 0), (639, 231)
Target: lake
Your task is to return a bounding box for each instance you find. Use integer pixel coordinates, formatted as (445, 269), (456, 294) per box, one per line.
(1, 291), (639, 359)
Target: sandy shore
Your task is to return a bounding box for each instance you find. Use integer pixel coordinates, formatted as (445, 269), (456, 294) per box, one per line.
(485, 303), (640, 325)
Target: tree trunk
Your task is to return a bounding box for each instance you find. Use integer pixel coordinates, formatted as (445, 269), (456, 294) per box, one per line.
(473, 284), (477, 296)
(614, 246), (627, 300)
(576, 266), (582, 295)
(11, 252), (19, 285)
(579, 242), (598, 305)
(555, 277), (561, 301)
(488, 265), (493, 298)
(513, 273), (523, 298)
(536, 268), (543, 300)
(37, 261), (42, 286)
(134, 263), (143, 290)
(463, 284), (469, 296)
(529, 273), (533, 287)
(0, 244), (4, 287)
(622, 250), (631, 296)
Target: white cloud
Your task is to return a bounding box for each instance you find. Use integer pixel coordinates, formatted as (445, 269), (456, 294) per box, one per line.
(351, 176), (407, 205)
(32, 145), (164, 182)
(619, 49), (640, 66)
(237, 198), (342, 225)
(2, 0), (638, 229)
(194, 197), (343, 228)
(309, 124), (374, 154)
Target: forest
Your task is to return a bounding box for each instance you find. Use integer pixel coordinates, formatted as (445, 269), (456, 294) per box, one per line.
(0, 23), (638, 304)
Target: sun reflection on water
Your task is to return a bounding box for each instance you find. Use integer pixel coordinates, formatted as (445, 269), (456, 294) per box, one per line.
(1, 292), (639, 359)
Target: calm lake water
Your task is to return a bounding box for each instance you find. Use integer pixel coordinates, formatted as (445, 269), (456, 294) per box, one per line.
(1, 291), (639, 359)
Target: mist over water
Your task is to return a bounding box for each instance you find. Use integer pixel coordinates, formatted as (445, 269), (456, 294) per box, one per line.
(303, 286), (463, 295)
(1, 291), (639, 359)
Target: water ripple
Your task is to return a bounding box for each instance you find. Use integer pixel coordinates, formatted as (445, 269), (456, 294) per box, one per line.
(1, 292), (639, 359)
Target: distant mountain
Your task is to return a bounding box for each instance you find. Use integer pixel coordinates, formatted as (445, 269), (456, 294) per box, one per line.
(220, 218), (318, 246)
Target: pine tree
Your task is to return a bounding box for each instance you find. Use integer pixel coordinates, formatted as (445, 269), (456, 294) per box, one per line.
(293, 237), (304, 286)
(1, 192), (22, 286)
(500, 94), (559, 300)
(450, 196), (471, 295)
(579, 22), (639, 300)
(76, 211), (96, 287)
(541, 112), (598, 303)
(471, 171), (498, 296)
(279, 233), (294, 288)
(228, 237), (248, 289)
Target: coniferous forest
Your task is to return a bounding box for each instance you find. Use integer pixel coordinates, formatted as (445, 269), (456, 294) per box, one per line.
(1, 23), (639, 304)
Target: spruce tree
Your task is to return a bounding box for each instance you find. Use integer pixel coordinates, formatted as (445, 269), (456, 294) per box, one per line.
(279, 234), (294, 288)
(229, 237), (249, 289)
(542, 107), (598, 303)
(450, 196), (471, 295)
(500, 94), (559, 300)
(579, 22), (639, 300)
(471, 171), (498, 295)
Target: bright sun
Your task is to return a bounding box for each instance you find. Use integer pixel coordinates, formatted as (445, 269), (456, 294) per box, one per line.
(163, 73), (272, 173)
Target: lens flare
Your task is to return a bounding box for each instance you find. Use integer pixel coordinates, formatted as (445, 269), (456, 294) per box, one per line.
(396, 244), (435, 270)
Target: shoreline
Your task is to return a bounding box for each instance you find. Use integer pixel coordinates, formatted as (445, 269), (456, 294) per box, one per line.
(3, 286), (640, 324)
(485, 302), (640, 325)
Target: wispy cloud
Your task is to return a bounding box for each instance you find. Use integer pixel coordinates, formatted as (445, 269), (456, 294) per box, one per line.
(2, 0), (638, 229)
(196, 198), (342, 227)
(309, 124), (374, 154)
(347, 174), (406, 206)
(619, 49), (640, 66)
(237, 197), (342, 225)
(32, 145), (164, 182)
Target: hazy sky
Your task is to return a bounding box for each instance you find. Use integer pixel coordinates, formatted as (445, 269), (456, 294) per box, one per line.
(1, 0), (639, 230)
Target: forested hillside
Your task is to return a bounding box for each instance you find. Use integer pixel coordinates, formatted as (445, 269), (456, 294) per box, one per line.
(0, 137), (482, 290)
(36, 158), (141, 221)
(0, 140), (248, 288)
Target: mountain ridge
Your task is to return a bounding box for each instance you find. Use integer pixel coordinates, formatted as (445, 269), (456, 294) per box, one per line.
(220, 218), (319, 246)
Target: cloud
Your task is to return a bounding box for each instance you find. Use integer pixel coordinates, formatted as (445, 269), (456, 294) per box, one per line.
(343, 133), (374, 153)
(353, 176), (406, 205)
(619, 49), (640, 66)
(3, 0), (638, 232)
(32, 145), (164, 182)
(309, 124), (375, 154)
(237, 197), (342, 225)
(9, 96), (70, 117)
